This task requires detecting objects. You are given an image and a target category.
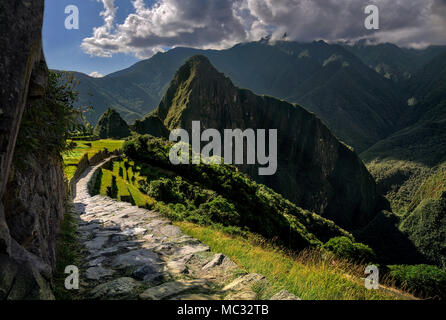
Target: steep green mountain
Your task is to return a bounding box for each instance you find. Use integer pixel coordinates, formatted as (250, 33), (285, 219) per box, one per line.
(401, 51), (446, 127)
(343, 42), (446, 83)
(93, 108), (130, 139)
(67, 48), (203, 126)
(149, 55), (386, 230)
(360, 51), (446, 268)
(400, 166), (446, 268)
(68, 40), (406, 152)
(361, 51), (446, 213)
(64, 70), (161, 126)
(131, 114), (169, 138)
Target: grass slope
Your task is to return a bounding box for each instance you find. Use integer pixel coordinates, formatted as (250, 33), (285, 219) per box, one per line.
(62, 139), (124, 179)
(177, 222), (414, 300)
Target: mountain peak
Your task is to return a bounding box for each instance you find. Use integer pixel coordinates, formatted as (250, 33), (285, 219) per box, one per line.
(187, 54), (212, 65)
(177, 54), (226, 82)
(152, 58), (383, 229)
(93, 108), (130, 139)
(155, 55), (235, 128)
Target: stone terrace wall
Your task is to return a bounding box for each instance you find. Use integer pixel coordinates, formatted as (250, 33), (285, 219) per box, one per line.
(67, 149), (122, 199)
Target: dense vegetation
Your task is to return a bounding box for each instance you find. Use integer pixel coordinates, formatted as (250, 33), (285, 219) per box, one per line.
(131, 113), (169, 138)
(323, 236), (376, 264)
(388, 264), (446, 299)
(121, 134), (353, 251)
(360, 51), (446, 272)
(15, 71), (83, 166)
(93, 108), (130, 139)
(400, 166), (446, 268)
(150, 54), (383, 230)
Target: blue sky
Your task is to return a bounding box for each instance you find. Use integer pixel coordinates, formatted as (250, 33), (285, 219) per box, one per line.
(43, 0), (140, 76)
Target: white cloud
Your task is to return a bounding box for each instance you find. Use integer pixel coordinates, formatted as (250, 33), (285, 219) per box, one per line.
(89, 71), (104, 78)
(81, 0), (446, 59)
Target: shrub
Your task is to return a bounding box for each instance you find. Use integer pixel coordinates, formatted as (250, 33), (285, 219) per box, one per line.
(324, 236), (376, 263)
(146, 178), (183, 203)
(14, 71), (84, 166)
(107, 176), (118, 198)
(388, 264), (446, 299)
(196, 196), (240, 226)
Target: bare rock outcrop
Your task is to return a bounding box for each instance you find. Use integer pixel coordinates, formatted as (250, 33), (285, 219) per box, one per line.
(0, 0), (65, 299)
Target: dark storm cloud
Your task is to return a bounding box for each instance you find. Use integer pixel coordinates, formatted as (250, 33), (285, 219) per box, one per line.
(81, 0), (446, 58)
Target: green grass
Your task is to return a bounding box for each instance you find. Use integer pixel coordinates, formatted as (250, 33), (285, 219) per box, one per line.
(62, 139), (124, 179)
(99, 169), (113, 195)
(175, 221), (413, 300)
(388, 264), (446, 299)
(95, 162), (155, 208)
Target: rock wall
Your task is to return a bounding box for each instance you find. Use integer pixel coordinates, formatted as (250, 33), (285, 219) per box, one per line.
(0, 0), (65, 299)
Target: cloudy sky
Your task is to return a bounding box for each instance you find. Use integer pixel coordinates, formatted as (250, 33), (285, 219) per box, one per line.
(43, 0), (446, 76)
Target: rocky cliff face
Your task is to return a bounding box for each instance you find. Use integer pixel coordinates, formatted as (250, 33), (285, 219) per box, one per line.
(153, 55), (386, 229)
(0, 0), (65, 299)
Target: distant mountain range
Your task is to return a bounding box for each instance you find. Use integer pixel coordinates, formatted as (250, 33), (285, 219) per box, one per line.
(342, 41), (446, 83)
(66, 40), (445, 153)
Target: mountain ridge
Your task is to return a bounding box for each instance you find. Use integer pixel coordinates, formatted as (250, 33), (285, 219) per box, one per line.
(67, 40), (415, 152)
(148, 54), (386, 230)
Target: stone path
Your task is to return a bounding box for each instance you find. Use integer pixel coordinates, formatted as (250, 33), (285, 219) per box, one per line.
(71, 158), (300, 300)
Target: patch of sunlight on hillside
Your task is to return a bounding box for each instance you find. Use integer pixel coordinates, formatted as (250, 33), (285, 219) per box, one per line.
(62, 139), (124, 179)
